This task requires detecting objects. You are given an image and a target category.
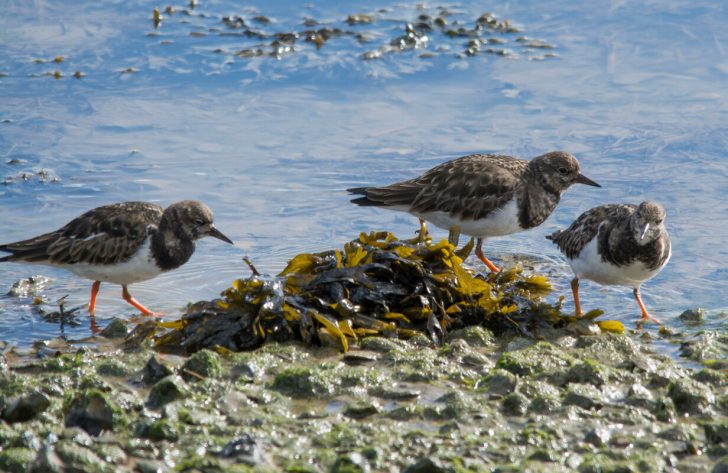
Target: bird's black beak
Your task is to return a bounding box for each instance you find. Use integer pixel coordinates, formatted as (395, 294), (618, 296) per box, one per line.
(207, 226), (234, 244)
(575, 173), (601, 187)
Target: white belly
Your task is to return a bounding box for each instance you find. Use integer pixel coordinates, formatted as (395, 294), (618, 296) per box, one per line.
(568, 238), (666, 287)
(58, 240), (163, 286)
(411, 198), (523, 238)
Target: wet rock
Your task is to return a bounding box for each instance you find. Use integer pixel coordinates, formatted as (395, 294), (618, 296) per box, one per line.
(501, 392), (528, 416)
(667, 378), (715, 415)
(359, 337), (402, 353)
(369, 385), (420, 400)
(65, 390), (116, 436)
(95, 443), (127, 465)
(713, 456), (728, 473)
(0, 447), (36, 472)
(704, 421), (728, 445)
(693, 368), (727, 386)
(99, 318), (129, 338)
(30, 444), (64, 473)
(447, 326), (496, 347)
(147, 375), (189, 407)
(55, 441), (107, 472)
(678, 308), (704, 323)
(652, 397), (677, 423)
(480, 368), (517, 396)
(528, 394), (560, 414)
(495, 341), (573, 377)
(219, 434), (265, 465)
(181, 348), (223, 379)
(403, 457), (450, 473)
(96, 358), (133, 377)
(575, 333), (639, 367)
(142, 355), (174, 384)
(625, 382), (654, 409)
(344, 401), (380, 419)
(566, 360), (609, 386)
(658, 424), (698, 442)
(136, 419), (179, 441)
(679, 331), (727, 362)
(1, 390), (50, 423)
(8, 276), (50, 297)
(563, 383), (604, 410)
(332, 452), (371, 473)
(270, 366), (339, 398)
(342, 350), (380, 365)
(584, 427), (611, 446)
(135, 459), (166, 473)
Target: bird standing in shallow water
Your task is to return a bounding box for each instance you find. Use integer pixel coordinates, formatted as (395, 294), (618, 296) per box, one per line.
(546, 201), (671, 324)
(348, 151), (600, 272)
(0, 200), (233, 316)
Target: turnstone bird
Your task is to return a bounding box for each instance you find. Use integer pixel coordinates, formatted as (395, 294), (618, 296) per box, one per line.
(0, 200), (233, 315)
(546, 201), (671, 324)
(348, 151), (600, 272)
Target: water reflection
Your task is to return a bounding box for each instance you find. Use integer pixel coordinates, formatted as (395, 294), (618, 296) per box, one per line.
(0, 0), (726, 349)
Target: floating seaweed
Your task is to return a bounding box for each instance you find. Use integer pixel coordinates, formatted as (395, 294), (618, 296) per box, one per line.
(143, 232), (622, 355)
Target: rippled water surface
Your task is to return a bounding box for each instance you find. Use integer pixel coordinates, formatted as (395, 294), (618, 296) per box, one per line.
(1, 0), (726, 350)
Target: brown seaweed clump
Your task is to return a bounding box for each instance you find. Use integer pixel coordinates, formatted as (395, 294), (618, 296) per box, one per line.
(150, 232), (622, 354)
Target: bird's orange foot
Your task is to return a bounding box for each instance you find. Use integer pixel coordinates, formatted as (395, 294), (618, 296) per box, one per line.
(637, 312), (661, 325)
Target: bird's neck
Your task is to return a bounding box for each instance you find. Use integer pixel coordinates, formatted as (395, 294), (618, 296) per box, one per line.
(517, 178), (560, 229)
(150, 227), (195, 271)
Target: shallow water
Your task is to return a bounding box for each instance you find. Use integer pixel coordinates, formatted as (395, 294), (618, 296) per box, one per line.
(0, 0), (726, 351)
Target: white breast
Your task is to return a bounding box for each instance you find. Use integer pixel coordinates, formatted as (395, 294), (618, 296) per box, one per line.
(568, 238), (667, 288)
(58, 239), (163, 286)
(413, 198), (523, 238)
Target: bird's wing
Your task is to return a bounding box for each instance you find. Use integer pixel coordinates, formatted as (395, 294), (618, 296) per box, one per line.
(0, 202), (164, 265)
(409, 154), (527, 220)
(547, 204), (634, 259)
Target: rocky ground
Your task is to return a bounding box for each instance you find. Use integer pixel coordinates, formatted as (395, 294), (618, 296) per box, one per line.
(0, 317), (726, 472)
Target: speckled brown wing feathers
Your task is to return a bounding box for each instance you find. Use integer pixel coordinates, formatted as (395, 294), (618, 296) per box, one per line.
(350, 154), (529, 220)
(547, 204), (635, 259)
(0, 202), (164, 266)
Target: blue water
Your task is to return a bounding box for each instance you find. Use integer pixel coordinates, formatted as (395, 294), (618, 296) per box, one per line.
(1, 0), (726, 349)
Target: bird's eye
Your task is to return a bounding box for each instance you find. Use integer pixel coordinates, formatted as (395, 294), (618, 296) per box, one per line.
(558, 167), (569, 175)
(195, 219), (205, 226)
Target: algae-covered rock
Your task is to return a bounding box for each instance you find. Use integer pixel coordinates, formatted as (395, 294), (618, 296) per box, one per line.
(713, 456), (728, 473)
(344, 400), (380, 419)
(403, 457), (450, 473)
(480, 368), (517, 396)
(0, 447), (36, 473)
(496, 341), (573, 377)
(678, 308), (704, 323)
(667, 378), (715, 415)
(30, 444), (64, 473)
(182, 348), (223, 379)
(703, 421), (728, 445)
(96, 358), (133, 377)
(502, 392), (528, 416)
(147, 375), (189, 407)
(331, 452), (371, 473)
(65, 390), (117, 436)
(270, 365), (339, 398)
(563, 383), (604, 410)
(1, 390), (50, 423)
(447, 326), (496, 348)
(142, 355), (174, 384)
(55, 441), (108, 473)
(136, 419), (179, 441)
(565, 360), (610, 386)
(99, 318), (129, 338)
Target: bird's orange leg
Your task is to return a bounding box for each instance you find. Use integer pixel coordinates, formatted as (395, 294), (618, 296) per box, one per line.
(121, 286), (159, 316)
(571, 277), (584, 316)
(633, 288), (661, 325)
(88, 281), (101, 314)
(475, 238), (500, 273)
(417, 218), (428, 242)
